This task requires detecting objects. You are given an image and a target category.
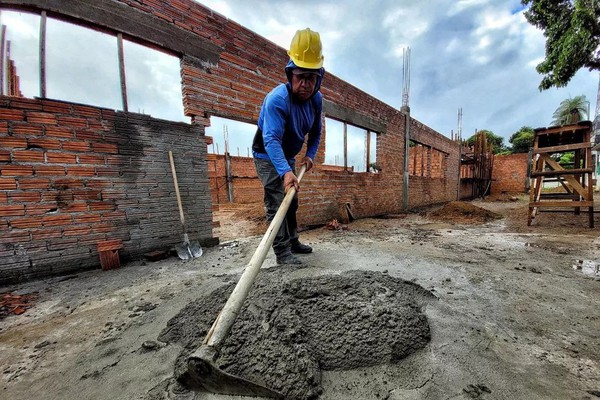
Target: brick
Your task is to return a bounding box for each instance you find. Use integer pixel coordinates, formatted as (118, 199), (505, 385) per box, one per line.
(0, 109), (25, 121)
(72, 189), (101, 200)
(57, 116), (88, 128)
(78, 154), (105, 164)
(34, 165), (66, 176)
(63, 202), (88, 213)
(45, 126), (74, 138)
(2, 230), (30, 243)
(67, 166), (96, 177)
(27, 112), (57, 124)
(72, 104), (102, 118)
(0, 192), (6, 203)
(0, 177), (17, 189)
(18, 178), (50, 190)
(24, 203), (58, 215)
(46, 237), (78, 251)
(30, 227), (63, 240)
(89, 201), (115, 211)
(9, 98), (43, 110)
(62, 141), (90, 151)
(12, 150), (45, 162)
(86, 179), (113, 188)
(92, 142), (118, 154)
(42, 214), (73, 226)
(12, 124), (44, 136)
(0, 137), (27, 148)
(9, 217), (43, 229)
(75, 130), (104, 141)
(95, 166), (120, 177)
(63, 225), (92, 236)
(53, 178), (84, 189)
(27, 138), (62, 150)
(0, 150), (10, 162)
(8, 191), (41, 202)
(42, 101), (72, 114)
(73, 213), (102, 224)
(0, 204), (25, 216)
(1, 165), (34, 176)
(46, 153), (77, 164)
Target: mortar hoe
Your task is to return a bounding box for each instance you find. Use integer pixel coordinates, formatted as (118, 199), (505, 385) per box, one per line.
(183, 165), (307, 398)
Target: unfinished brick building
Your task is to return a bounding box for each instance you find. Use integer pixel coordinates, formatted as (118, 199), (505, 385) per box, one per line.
(0, 0), (462, 284)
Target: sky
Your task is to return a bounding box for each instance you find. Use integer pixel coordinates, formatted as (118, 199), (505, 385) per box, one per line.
(1, 1), (598, 158)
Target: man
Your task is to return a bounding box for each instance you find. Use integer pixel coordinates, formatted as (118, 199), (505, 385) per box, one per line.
(252, 28), (324, 265)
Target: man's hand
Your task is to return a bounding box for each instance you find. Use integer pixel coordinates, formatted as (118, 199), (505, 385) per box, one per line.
(300, 156), (314, 172)
(283, 171), (299, 194)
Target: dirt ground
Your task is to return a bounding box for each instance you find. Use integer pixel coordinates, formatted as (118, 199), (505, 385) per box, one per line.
(1, 194), (599, 400)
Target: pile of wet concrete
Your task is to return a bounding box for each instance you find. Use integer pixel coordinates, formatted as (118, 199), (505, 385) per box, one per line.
(158, 269), (435, 400)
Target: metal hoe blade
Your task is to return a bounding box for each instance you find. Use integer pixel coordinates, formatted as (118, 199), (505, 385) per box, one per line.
(184, 346), (283, 398)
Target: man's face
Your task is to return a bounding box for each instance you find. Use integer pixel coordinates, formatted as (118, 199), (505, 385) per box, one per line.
(290, 70), (319, 101)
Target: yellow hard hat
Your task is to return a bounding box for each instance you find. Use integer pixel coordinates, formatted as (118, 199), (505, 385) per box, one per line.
(287, 28), (324, 69)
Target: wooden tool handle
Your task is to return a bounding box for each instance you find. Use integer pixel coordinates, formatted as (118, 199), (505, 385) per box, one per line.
(204, 164), (307, 349)
(168, 150), (186, 226)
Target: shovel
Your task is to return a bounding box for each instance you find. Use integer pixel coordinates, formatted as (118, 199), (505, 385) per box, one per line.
(168, 150), (203, 260)
(183, 165), (307, 398)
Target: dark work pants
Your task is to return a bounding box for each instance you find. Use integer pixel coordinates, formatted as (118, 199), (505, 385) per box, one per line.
(254, 157), (299, 258)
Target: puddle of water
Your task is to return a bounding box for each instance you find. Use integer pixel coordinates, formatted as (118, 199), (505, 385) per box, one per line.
(572, 259), (600, 276)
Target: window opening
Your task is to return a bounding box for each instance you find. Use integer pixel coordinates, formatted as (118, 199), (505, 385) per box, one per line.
(325, 117), (378, 173)
(0, 9), (185, 122)
(205, 116), (256, 157)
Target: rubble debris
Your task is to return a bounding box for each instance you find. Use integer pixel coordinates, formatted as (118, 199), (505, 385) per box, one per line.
(0, 292), (39, 319)
(325, 219), (348, 231)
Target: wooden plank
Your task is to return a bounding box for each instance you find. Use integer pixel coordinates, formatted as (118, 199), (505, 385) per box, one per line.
(39, 10), (46, 97)
(533, 142), (591, 154)
(534, 122), (592, 135)
(530, 168), (593, 177)
(529, 201), (593, 207)
(539, 154), (590, 200)
(117, 33), (127, 112)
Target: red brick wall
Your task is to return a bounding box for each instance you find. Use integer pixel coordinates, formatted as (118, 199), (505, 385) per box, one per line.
(1, 0), (462, 283)
(0, 97), (211, 283)
(492, 153), (529, 194)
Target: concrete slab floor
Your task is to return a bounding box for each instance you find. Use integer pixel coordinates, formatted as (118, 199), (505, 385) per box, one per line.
(1, 196), (599, 400)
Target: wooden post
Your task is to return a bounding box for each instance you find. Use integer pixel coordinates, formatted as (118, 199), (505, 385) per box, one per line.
(39, 11), (47, 98)
(117, 33), (128, 112)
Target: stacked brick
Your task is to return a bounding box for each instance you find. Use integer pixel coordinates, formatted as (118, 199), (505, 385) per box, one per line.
(0, 97), (211, 284)
(491, 153), (529, 194)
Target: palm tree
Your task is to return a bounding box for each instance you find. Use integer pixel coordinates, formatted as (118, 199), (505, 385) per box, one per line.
(551, 95), (589, 126)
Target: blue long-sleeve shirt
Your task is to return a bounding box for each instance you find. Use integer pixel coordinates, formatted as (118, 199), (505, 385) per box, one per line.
(253, 83), (322, 177)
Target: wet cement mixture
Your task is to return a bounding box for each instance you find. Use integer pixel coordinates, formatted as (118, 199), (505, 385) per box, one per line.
(158, 270), (434, 399)
(1, 194), (600, 400)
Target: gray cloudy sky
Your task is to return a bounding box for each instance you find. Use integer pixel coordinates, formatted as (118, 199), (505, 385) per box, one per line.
(1, 1), (598, 154)
(200, 0), (598, 143)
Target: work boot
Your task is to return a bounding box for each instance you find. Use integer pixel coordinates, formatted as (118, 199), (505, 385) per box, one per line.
(291, 240), (312, 254)
(276, 253), (303, 265)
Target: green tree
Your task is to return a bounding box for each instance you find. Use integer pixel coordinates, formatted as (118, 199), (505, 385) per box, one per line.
(466, 130), (507, 154)
(551, 95), (589, 125)
(509, 126), (535, 153)
(521, 0), (600, 90)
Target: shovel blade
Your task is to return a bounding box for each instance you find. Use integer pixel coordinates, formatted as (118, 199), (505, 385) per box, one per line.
(175, 244), (191, 260)
(184, 347), (283, 398)
(188, 241), (203, 258)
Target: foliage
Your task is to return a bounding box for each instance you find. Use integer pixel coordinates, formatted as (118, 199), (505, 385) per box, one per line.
(466, 130), (508, 154)
(521, 0), (600, 90)
(551, 95), (590, 125)
(509, 126), (535, 153)
(552, 151), (576, 167)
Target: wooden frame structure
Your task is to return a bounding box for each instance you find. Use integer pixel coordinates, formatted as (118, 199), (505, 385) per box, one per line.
(460, 131), (494, 199)
(528, 121), (594, 227)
